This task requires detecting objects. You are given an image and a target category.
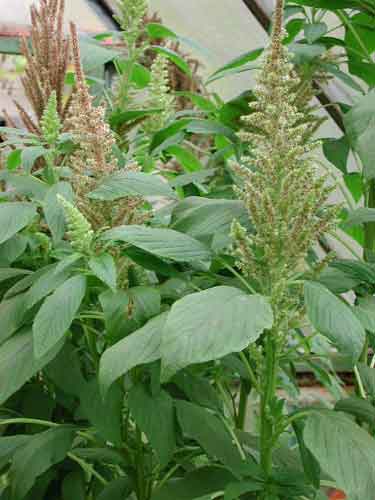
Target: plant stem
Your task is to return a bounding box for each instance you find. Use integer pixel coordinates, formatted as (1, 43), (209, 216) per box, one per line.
(135, 426), (146, 500)
(68, 452), (108, 485)
(237, 381), (249, 430)
(259, 332), (278, 492)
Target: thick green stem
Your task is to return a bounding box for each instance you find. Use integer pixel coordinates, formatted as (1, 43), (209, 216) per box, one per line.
(237, 381), (249, 430)
(259, 332), (279, 492)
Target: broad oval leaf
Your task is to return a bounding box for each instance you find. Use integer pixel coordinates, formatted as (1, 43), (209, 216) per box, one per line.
(89, 253), (117, 291)
(88, 171), (175, 201)
(33, 275), (87, 358)
(161, 286), (273, 381)
(344, 89), (375, 179)
(0, 202), (37, 244)
(10, 427), (75, 500)
(172, 196), (249, 241)
(0, 294), (27, 345)
(0, 329), (63, 404)
(304, 281), (365, 363)
(304, 411), (375, 500)
(99, 313), (167, 396)
(101, 225), (211, 263)
(129, 385), (175, 466)
(176, 400), (245, 470)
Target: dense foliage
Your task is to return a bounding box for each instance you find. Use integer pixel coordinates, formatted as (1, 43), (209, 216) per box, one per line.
(0, 0), (374, 499)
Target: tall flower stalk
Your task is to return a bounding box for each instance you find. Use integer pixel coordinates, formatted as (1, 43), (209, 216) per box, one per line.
(231, 0), (337, 488)
(114, 0), (149, 109)
(17, 0), (71, 131)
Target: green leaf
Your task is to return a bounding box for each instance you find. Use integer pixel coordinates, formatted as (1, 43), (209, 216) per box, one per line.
(285, 19), (305, 43)
(0, 235), (28, 267)
(335, 396), (375, 425)
(292, 420), (320, 489)
(109, 108), (161, 128)
(10, 427), (74, 500)
(0, 202), (37, 244)
(175, 91), (217, 112)
(344, 89), (375, 178)
(172, 197), (248, 241)
(146, 23), (177, 40)
(0, 435), (31, 470)
(173, 372), (222, 411)
(176, 400), (244, 471)
(304, 411), (375, 500)
(0, 268), (31, 283)
(304, 281), (365, 363)
(33, 275), (86, 358)
(152, 466), (237, 500)
(344, 173), (363, 203)
(289, 43), (326, 64)
(114, 60), (151, 89)
(79, 36), (121, 72)
(89, 253), (117, 291)
(44, 182), (74, 242)
(6, 150), (22, 171)
(99, 289), (130, 341)
(170, 169), (215, 188)
(102, 225), (211, 264)
(186, 119), (238, 143)
(99, 313), (167, 396)
(4, 264), (55, 300)
(345, 207), (375, 226)
(150, 118), (191, 152)
(166, 145), (203, 172)
(304, 22), (328, 44)
(290, 0), (359, 10)
(152, 46), (192, 76)
(97, 478), (132, 500)
(0, 329), (63, 404)
(0, 294), (27, 345)
(358, 362), (375, 397)
(129, 385), (175, 466)
(322, 136), (350, 174)
(207, 48), (263, 82)
(62, 471), (85, 500)
(161, 286), (273, 381)
(127, 286), (161, 325)
(45, 342), (85, 397)
(21, 146), (47, 173)
(206, 63), (259, 85)
(88, 171), (175, 200)
(224, 481), (262, 500)
(321, 63), (365, 94)
(26, 263), (73, 309)
(79, 380), (122, 445)
(4, 173), (48, 200)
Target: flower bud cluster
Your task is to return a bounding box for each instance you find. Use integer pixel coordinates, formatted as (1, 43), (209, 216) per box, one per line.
(40, 91), (61, 146)
(144, 54), (175, 134)
(231, 0), (338, 320)
(57, 195), (94, 255)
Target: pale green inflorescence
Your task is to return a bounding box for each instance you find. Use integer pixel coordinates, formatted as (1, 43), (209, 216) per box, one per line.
(40, 91), (62, 146)
(57, 195), (94, 255)
(231, 0), (337, 327)
(115, 0), (148, 48)
(144, 54), (175, 134)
